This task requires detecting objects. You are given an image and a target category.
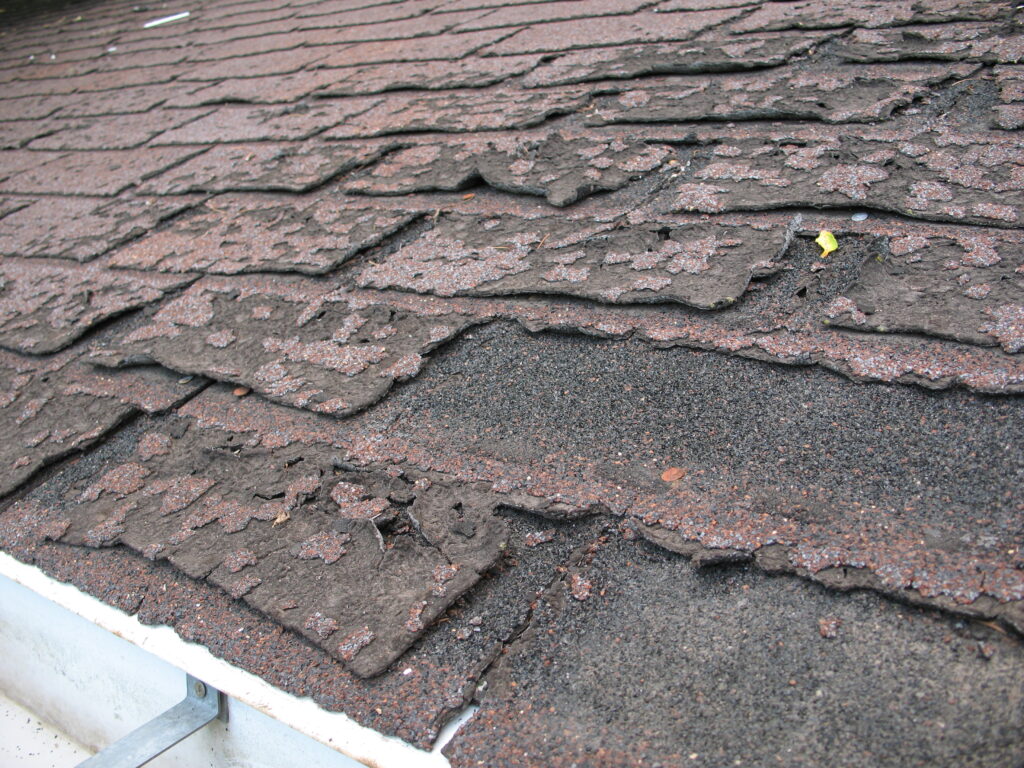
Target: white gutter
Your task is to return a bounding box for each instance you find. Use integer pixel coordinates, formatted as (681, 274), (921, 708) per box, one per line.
(0, 552), (459, 768)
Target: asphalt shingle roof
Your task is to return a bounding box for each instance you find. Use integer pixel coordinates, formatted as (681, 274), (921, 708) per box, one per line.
(1, 0), (1022, 764)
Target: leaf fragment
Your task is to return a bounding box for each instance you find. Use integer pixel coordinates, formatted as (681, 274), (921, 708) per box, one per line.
(661, 466), (685, 482)
(815, 230), (838, 258)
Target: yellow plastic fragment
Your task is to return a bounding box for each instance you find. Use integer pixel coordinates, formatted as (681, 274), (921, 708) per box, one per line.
(815, 230), (838, 258)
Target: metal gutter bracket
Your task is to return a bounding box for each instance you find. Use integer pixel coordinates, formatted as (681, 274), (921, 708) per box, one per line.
(77, 675), (226, 768)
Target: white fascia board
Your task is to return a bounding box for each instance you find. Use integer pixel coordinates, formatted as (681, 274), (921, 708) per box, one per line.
(0, 552), (454, 768)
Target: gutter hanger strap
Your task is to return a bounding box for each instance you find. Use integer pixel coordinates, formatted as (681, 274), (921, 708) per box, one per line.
(77, 675), (225, 768)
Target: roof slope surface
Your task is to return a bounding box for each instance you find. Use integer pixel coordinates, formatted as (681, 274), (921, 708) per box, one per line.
(0, 0), (1023, 764)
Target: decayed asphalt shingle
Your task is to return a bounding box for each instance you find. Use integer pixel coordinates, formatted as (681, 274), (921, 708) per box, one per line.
(836, 22), (1024, 65)
(584, 62), (982, 125)
(355, 209), (791, 307)
(0, 344), (203, 498)
(342, 131), (669, 205)
(55, 417), (511, 678)
(661, 125), (1024, 227)
(137, 141), (391, 195)
(314, 53), (544, 95)
(1, 0), (1023, 764)
(0, 256), (194, 353)
(0, 146), (203, 196)
(0, 422), (607, 748)
(0, 195), (202, 262)
(90, 273), (482, 415)
(105, 194), (420, 274)
(724, 0), (1010, 33)
(333, 320), (1024, 615)
(994, 65), (1024, 130)
(519, 30), (830, 86)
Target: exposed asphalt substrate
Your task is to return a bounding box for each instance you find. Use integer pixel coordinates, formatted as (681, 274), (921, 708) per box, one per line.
(1, 0), (1023, 764)
(447, 536), (1024, 768)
